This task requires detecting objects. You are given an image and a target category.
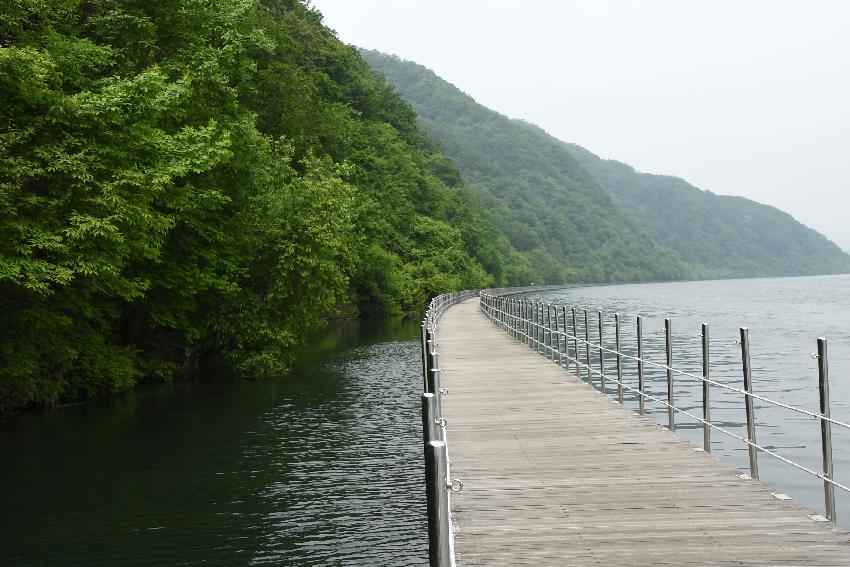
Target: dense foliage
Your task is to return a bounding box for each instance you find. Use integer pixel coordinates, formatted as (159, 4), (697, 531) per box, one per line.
(566, 144), (850, 279)
(0, 0), (515, 410)
(361, 50), (688, 284)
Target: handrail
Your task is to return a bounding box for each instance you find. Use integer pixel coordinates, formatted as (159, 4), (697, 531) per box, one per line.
(478, 287), (842, 523)
(420, 289), (477, 566)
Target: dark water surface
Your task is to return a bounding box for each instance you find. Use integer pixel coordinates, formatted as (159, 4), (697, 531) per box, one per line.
(4, 275), (849, 565)
(0, 319), (427, 566)
(526, 274), (850, 528)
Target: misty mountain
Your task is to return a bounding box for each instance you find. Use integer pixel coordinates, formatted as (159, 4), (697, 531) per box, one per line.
(362, 49), (850, 280)
(566, 145), (850, 278)
(361, 50), (687, 283)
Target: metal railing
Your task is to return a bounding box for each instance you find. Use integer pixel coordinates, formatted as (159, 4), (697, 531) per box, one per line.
(479, 289), (845, 523)
(420, 290), (476, 566)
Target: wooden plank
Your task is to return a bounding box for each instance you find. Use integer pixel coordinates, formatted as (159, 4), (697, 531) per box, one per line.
(439, 298), (850, 565)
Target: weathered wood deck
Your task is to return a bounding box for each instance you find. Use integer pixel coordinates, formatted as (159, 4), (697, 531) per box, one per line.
(439, 298), (850, 565)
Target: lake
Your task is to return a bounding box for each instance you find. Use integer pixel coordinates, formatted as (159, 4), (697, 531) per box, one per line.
(523, 273), (850, 527)
(2, 274), (848, 565)
(0, 319), (428, 566)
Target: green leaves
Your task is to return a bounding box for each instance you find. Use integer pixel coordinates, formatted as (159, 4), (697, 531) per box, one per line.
(0, 0), (508, 411)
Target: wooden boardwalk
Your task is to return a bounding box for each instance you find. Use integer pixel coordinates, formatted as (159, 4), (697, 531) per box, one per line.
(439, 298), (850, 565)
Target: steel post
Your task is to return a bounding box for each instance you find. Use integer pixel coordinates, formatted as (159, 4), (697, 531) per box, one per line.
(637, 316), (645, 416)
(425, 440), (450, 566)
(598, 311), (606, 394)
(571, 307), (579, 375)
(615, 313), (623, 404)
(557, 306), (565, 366)
(549, 305), (555, 360)
(531, 301), (540, 352)
(702, 323), (711, 452)
(665, 318), (674, 431)
(422, 393), (440, 444)
(421, 323), (430, 392)
(584, 309), (591, 384)
(817, 337), (836, 522)
(740, 327), (759, 479)
(425, 337), (436, 394)
(430, 348), (442, 419)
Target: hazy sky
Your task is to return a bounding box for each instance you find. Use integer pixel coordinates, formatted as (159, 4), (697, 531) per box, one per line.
(312, 0), (850, 251)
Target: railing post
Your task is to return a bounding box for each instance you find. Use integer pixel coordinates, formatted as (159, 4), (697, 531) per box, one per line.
(817, 337), (836, 522)
(535, 302), (541, 351)
(421, 323), (430, 392)
(533, 301), (539, 353)
(598, 311), (606, 394)
(425, 440), (451, 566)
(430, 344), (443, 419)
(422, 392), (440, 444)
(571, 307), (579, 375)
(740, 327), (759, 480)
(665, 318), (674, 431)
(539, 303), (545, 355)
(637, 315), (645, 416)
(556, 306), (565, 366)
(540, 303), (546, 357)
(549, 305), (556, 360)
(518, 300), (524, 344)
(701, 323), (711, 452)
(425, 335), (436, 394)
(615, 313), (623, 404)
(548, 305), (556, 360)
(584, 309), (592, 384)
(515, 299), (520, 340)
(540, 303), (545, 355)
(511, 299), (521, 339)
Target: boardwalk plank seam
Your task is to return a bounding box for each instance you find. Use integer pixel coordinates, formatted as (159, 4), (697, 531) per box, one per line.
(439, 298), (849, 566)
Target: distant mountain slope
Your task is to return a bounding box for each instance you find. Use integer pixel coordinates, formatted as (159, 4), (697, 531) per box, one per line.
(362, 49), (850, 280)
(566, 145), (850, 278)
(361, 50), (687, 283)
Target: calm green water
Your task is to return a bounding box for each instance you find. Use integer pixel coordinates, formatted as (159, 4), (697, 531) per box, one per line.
(526, 274), (850, 528)
(4, 275), (849, 565)
(0, 319), (427, 566)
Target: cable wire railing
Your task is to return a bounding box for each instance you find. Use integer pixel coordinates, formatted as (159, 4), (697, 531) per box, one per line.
(479, 289), (844, 523)
(420, 290), (477, 567)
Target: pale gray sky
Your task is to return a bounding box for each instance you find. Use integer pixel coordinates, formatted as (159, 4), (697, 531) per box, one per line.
(312, 0), (850, 251)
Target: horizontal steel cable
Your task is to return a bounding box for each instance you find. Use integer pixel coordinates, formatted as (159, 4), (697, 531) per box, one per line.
(482, 300), (850, 494)
(488, 303), (850, 431)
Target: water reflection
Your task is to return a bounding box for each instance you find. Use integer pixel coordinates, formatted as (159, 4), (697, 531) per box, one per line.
(0, 318), (428, 566)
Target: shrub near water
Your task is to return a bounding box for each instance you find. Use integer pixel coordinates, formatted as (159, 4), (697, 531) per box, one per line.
(0, 0), (513, 410)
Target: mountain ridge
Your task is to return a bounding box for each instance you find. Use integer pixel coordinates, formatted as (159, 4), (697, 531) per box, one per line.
(566, 144), (850, 278)
(361, 49), (850, 280)
(362, 49), (688, 284)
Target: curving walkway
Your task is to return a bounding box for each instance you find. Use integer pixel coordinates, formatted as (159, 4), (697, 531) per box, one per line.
(439, 298), (850, 565)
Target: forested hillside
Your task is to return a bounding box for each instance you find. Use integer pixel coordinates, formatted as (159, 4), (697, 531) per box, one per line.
(0, 0), (531, 410)
(361, 50), (688, 284)
(565, 145), (850, 278)
(362, 50), (850, 282)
